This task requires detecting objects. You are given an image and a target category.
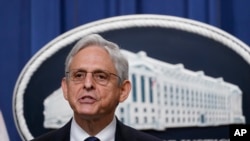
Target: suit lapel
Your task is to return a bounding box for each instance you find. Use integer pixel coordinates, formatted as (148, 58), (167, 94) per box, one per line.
(115, 119), (134, 141)
(56, 119), (71, 141)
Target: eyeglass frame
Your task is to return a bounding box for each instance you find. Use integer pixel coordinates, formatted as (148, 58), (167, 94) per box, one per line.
(65, 69), (121, 86)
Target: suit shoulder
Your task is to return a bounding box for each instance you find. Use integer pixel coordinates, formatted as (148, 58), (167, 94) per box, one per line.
(128, 126), (162, 141)
(116, 120), (162, 141)
(29, 129), (58, 141)
(30, 120), (71, 141)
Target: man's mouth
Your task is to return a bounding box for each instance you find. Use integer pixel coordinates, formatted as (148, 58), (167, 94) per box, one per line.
(79, 96), (97, 104)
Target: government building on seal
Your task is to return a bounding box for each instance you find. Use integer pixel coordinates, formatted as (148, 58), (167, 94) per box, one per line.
(115, 50), (245, 130)
(43, 50), (245, 130)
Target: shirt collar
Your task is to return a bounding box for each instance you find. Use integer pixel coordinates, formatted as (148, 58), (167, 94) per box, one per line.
(70, 116), (116, 141)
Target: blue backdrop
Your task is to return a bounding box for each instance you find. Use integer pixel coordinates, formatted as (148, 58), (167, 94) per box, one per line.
(1, 0), (250, 141)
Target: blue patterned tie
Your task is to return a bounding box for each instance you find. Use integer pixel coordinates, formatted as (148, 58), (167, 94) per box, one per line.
(84, 136), (100, 141)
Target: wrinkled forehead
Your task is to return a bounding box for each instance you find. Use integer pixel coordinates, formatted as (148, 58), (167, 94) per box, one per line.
(69, 46), (116, 71)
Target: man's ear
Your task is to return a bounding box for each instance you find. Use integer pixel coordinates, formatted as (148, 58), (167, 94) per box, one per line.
(119, 80), (131, 102)
(61, 77), (69, 101)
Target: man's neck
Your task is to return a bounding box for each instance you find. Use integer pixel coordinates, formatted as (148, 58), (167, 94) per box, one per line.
(74, 114), (114, 136)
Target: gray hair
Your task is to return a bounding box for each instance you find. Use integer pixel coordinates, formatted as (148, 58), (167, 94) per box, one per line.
(65, 34), (129, 83)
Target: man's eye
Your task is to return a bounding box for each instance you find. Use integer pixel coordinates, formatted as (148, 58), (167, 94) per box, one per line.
(73, 72), (85, 79)
(95, 72), (108, 80)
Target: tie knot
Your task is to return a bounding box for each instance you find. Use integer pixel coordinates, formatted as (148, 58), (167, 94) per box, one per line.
(84, 136), (100, 141)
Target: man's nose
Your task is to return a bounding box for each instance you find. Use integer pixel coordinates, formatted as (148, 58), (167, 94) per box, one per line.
(83, 73), (94, 89)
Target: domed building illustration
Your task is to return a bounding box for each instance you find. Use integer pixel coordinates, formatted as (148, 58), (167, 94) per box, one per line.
(43, 50), (245, 130)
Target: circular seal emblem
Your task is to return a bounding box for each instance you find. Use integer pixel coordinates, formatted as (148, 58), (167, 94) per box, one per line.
(13, 14), (250, 141)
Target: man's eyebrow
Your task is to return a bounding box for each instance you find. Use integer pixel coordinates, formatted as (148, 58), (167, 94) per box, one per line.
(71, 68), (108, 72)
(93, 69), (107, 72)
(70, 68), (86, 72)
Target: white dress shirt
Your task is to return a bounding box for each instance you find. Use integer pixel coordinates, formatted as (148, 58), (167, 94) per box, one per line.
(70, 116), (116, 141)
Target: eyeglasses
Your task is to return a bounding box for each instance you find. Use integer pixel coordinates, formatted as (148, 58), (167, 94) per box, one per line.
(66, 69), (120, 86)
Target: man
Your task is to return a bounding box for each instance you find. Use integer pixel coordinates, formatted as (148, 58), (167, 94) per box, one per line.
(31, 34), (162, 141)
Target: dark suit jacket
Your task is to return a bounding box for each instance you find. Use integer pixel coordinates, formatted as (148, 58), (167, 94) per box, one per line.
(30, 118), (162, 141)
